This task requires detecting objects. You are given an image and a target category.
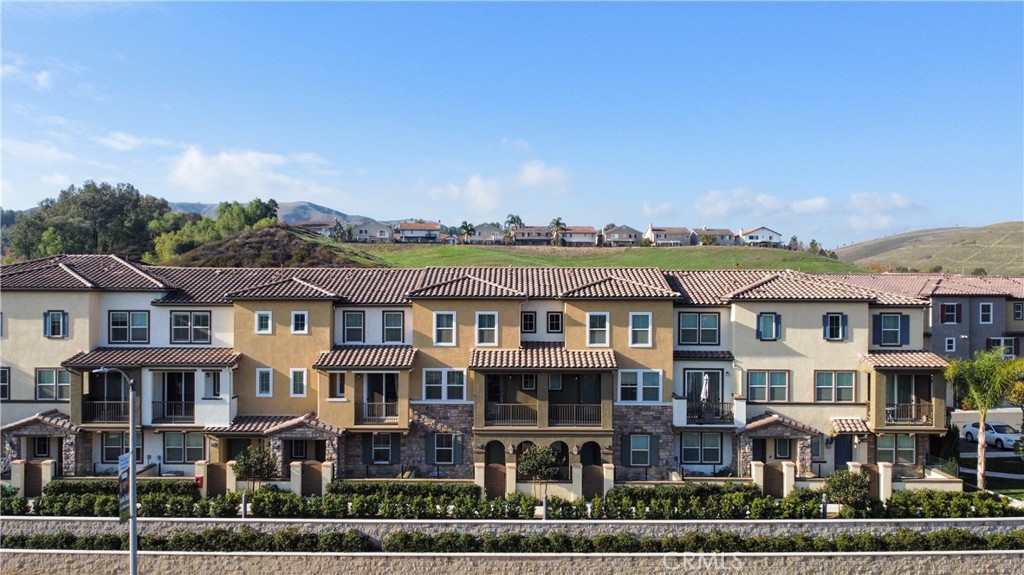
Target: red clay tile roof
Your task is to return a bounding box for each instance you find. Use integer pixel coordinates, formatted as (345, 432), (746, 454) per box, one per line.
(411, 267), (677, 299)
(314, 346), (417, 369)
(564, 226), (598, 234)
(831, 418), (870, 435)
(469, 342), (617, 370)
(226, 277), (339, 300)
(0, 409), (80, 433)
(407, 275), (528, 299)
(737, 412), (818, 435)
(398, 222), (440, 231)
(859, 351), (949, 370)
(62, 347), (241, 368)
(1, 255), (168, 291)
(665, 270), (926, 306)
(204, 413), (343, 435)
(673, 350), (735, 361)
(828, 273), (1024, 299)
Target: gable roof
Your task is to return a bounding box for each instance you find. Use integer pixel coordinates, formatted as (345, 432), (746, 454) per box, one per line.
(739, 226), (781, 236)
(664, 270), (926, 306)
(649, 226), (692, 235)
(1, 409), (80, 433)
(409, 267), (677, 300)
(204, 412), (342, 436)
(314, 345), (417, 369)
(62, 347), (241, 369)
(859, 351), (948, 370)
(564, 226), (598, 234)
(603, 225), (642, 235)
(226, 277), (339, 300)
(469, 342), (617, 370)
(398, 222), (440, 231)
(736, 411), (817, 435)
(1, 254), (169, 291)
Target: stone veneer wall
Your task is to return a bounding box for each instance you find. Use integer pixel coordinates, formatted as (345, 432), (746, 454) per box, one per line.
(2, 550), (1022, 575)
(612, 405), (673, 481)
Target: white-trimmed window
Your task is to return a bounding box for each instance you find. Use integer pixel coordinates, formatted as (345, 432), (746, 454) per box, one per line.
(344, 311), (365, 343)
(814, 371), (855, 402)
(811, 435), (823, 461)
(433, 312), (456, 345)
(329, 373), (346, 399)
(678, 312), (719, 345)
(989, 337), (1017, 358)
(757, 313), (780, 341)
(618, 370), (661, 402)
(291, 311), (308, 334)
(980, 302), (993, 324)
(941, 303), (960, 324)
(36, 368), (70, 400)
(372, 434), (391, 464)
(877, 434), (915, 464)
(102, 431), (142, 463)
(291, 441), (307, 460)
(0, 367), (9, 400)
(1015, 302), (1024, 321)
(775, 439), (791, 459)
(256, 368), (273, 397)
(109, 311), (149, 343)
(476, 312), (498, 346)
(290, 368), (307, 397)
(203, 371), (221, 398)
(522, 374), (537, 391)
(171, 311), (211, 343)
(521, 312), (536, 334)
(587, 312), (609, 346)
(43, 310), (68, 338)
(945, 338), (956, 353)
(630, 312), (652, 347)
(823, 313), (847, 341)
(748, 370), (788, 402)
(681, 432), (722, 464)
(423, 369), (465, 401)
(629, 434), (652, 466)
(164, 431), (204, 464)
(547, 312), (563, 334)
(880, 313), (901, 345)
(383, 311), (404, 343)
(255, 311), (272, 334)
(434, 433), (455, 465)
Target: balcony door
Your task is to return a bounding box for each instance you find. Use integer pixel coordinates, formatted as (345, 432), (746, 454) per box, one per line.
(684, 370), (722, 403)
(163, 372), (196, 404)
(364, 373), (398, 404)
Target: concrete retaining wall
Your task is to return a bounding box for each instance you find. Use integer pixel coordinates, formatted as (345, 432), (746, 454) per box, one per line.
(2, 516), (1021, 542)
(2, 550), (1022, 575)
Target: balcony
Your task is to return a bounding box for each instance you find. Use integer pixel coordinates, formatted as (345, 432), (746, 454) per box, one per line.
(82, 401), (129, 423)
(685, 401), (734, 425)
(152, 401), (195, 423)
(358, 402), (398, 425)
(548, 404), (601, 427)
(885, 403), (933, 425)
(485, 403), (538, 426)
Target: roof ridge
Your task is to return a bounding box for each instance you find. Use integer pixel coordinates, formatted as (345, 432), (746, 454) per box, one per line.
(724, 271), (780, 299)
(465, 273), (528, 297)
(109, 255), (168, 289)
(291, 276), (339, 298)
(58, 262), (97, 288)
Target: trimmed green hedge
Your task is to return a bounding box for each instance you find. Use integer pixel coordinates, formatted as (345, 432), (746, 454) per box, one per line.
(42, 479), (199, 498)
(326, 481), (480, 499)
(0, 527), (372, 552)
(252, 490), (537, 519)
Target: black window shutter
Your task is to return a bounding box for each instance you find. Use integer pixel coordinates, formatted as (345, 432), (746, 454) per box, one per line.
(841, 314), (849, 340)
(453, 434), (464, 464)
(986, 338), (993, 351)
(955, 304), (962, 324)
(361, 434), (372, 465)
(775, 314), (782, 339)
(425, 431), (436, 465)
(61, 312), (69, 337)
(755, 316), (763, 340)
(391, 433), (401, 464)
(42, 312), (49, 337)
(872, 315), (881, 345)
(649, 434), (660, 466)
(822, 314), (828, 339)
(899, 314), (910, 345)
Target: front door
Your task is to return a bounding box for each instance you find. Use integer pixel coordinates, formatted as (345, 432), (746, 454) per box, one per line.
(484, 441), (506, 499)
(752, 438), (766, 463)
(580, 374), (601, 404)
(834, 435), (853, 472)
(580, 441), (604, 499)
(486, 375), (503, 403)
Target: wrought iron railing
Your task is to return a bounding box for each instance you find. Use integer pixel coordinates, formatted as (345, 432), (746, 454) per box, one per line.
(82, 401), (129, 423)
(548, 404), (601, 427)
(359, 402), (399, 424)
(485, 403), (538, 426)
(151, 401), (195, 423)
(686, 401), (734, 424)
(885, 402), (933, 425)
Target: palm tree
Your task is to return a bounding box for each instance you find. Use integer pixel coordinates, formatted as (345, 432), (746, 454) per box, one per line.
(548, 217), (566, 246)
(505, 214), (523, 231)
(944, 347), (1024, 490)
(457, 221), (476, 245)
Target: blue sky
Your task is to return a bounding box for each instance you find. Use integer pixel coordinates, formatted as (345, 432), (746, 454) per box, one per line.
(3, 2), (1021, 249)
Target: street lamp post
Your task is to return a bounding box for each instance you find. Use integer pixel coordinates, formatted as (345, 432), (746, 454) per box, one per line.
(93, 366), (138, 575)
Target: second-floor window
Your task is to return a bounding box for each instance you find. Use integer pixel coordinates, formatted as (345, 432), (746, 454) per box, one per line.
(256, 368), (273, 397)
(618, 370), (661, 402)
(255, 311), (272, 334)
(290, 368), (306, 397)
(109, 311), (149, 343)
(1015, 303), (1024, 321)
(748, 370), (788, 402)
(757, 313), (781, 341)
(423, 369), (465, 401)
(822, 313), (847, 341)
(383, 311), (404, 343)
(0, 367), (9, 400)
(291, 311), (308, 334)
(814, 371), (855, 402)
(945, 338), (956, 353)
(434, 312), (456, 345)
(521, 312), (536, 334)
(980, 302), (993, 324)
(941, 303), (961, 324)
(678, 312), (719, 345)
(36, 368), (70, 400)
(329, 373), (345, 399)
(476, 312), (498, 346)
(171, 311), (211, 343)
(587, 312), (609, 346)
(344, 311), (365, 343)
(630, 312), (652, 347)
(877, 313), (905, 346)
(43, 310), (68, 338)
(547, 312), (563, 334)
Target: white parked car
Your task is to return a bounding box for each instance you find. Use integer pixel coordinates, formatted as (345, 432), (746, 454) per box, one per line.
(961, 421), (1023, 450)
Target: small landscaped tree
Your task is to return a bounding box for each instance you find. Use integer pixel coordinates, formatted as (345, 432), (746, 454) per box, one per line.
(517, 445), (559, 519)
(233, 446), (279, 492)
(944, 347), (1024, 490)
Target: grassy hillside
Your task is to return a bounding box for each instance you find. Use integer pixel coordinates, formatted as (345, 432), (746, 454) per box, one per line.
(168, 224), (864, 271)
(835, 222), (1024, 275)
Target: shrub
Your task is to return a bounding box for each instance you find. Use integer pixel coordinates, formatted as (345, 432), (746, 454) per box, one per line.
(824, 471), (870, 516)
(327, 481), (480, 500)
(0, 495), (29, 516)
(249, 490), (306, 518)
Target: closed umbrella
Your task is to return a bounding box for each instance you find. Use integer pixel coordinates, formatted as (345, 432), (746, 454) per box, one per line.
(700, 373), (710, 403)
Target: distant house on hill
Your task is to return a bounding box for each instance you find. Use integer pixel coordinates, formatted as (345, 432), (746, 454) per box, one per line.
(513, 226), (552, 246)
(466, 223), (504, 244)
(643, 225), (696, 247)
(296, 220), (337, 237)
(737, 226), (783, 247)
(562, 226), (598, 247)
(397, 221), (441, 243)
(352, 219), (393, 243)
(601, 225), (642, 247)
(696, 227), (737, 246)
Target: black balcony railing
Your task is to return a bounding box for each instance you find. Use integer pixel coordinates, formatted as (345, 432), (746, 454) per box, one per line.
(885, 402), (933, 425)
(82, 401), (129, 423)
(485, 403), (538, 426)
(686, 401), (734, 425)
(152, 401), (195, 423)
(548, 404), (601, 427)
(359, 402), (399, 424)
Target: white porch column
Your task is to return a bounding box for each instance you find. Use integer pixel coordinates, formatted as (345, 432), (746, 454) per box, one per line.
(473, 462), (486, 498)
(877, 462), (894, 502)
(570, 463), (583, 502)
(289, 461), (302, 495)
(780, 460), (796, 497)
(750, 461), (765, 494)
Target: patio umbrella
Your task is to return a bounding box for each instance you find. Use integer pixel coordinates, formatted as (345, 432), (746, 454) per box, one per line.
(700, 373), (710, 403)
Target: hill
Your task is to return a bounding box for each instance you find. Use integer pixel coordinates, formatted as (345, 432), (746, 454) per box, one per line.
(835, 221), (1024, 275)
(170, 200), (380, 226)
(169, 224), (864, 272)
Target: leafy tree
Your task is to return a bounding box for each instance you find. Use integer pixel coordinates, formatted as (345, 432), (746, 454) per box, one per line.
(788, 235), (799, 250)
(603, 222), (616, 231)
(1006, 380), (1024, 429)
(233, 446), (279, 492)
(505, 214), (523, 231)
(699, 233), (717, 246)
(149, 198), (278, 262)
(345, 224), (354, 241)
(944, 348), (1024, 489)
(516, 446), (558, 519)
(970, 268), (987, 276)
(548, 217), (566, 246)
(330, 221), (346, 242)
(457, 221), (476, 244)
(808, 239), (820, 255)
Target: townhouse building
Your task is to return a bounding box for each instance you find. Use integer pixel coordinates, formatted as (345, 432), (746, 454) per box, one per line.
(600, 225), (642, 247)
(2, 257), (967, 500)
(643, 225), (696, 247)
(397, 222), (441, 243)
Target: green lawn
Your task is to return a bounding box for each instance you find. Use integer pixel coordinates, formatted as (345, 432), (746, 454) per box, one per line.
(346, 243), (866, 271)
(959, 457), (1024, 500)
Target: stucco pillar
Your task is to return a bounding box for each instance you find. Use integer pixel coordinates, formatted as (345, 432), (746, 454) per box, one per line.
(602, 463), (615, 496)
(878, 462), (894, 502)
(194, 460), (209, 499)
(40, 459), (57, 493)
(289, 461), (302, 495)
(320, 461), (334, 496)
(847, 461), (863, 474)
(9, 460), (25, 497)
(780, 461), (796, 497)
(570, 463), (582, 501)
(505, 462), (517, 496)
(226, 460), (238, 493)
(473, 462), (486, 498)
(750, 461), (765, 494)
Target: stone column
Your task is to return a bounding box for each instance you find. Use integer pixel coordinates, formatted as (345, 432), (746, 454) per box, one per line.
(269, 436), (285, 478)
(61, 434), (77, 477)
(796, 437), (812, 477)
(735, 435), (752, 477)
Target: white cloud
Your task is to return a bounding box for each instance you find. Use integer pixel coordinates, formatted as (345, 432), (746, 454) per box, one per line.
(33, 70), (54, 90)
(2, 138), (76, 162)
(642, 200), (673, 218)
(791, 197), (830, 214)
(428, 175), (503, 214)
(694, 187), (785, 220)
(517, 160), (569, 194)
(93, 131), (173, 152)
(40, 172), (73, 189)
(501, 137), (533, 153)
(166, 146), (338, 201)
(844, 192), (915, 232)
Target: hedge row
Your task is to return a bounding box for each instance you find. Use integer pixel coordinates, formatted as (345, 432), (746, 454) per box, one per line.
(326, 481), (480, 499)
(252, 490), (537, 519)
(42, 479), (199, 498)
(3, 527), (1023, 553)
